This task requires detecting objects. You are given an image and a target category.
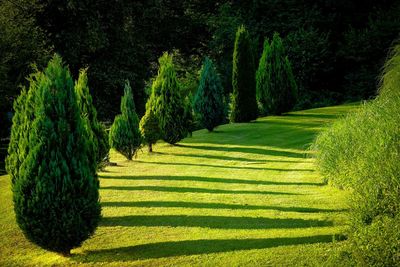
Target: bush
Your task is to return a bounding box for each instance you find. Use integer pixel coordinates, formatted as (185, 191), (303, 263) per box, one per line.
(139, 109), (161, 152)
(230, 25), (258, 122)
(256, 33), (297, 115)
(75, 68), (109, 168)
(194, 57), (226, 131)
(6, 55), (100, 255)
(313, 44), (400, 265)
(150, 52), (188, 144)
(109, 81), (141, 160)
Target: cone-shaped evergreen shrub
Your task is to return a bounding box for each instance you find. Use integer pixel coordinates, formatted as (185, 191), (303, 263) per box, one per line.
(75, 68), (109, 168)
(150, 52), (187, 144)
(109, 81), (142, 160)
(230, 25), (258, 122)
(139, 109), (160, 152)
(194, 57), (226, 131)
(7, 55), (100, 255)
(6, 70), (42, 183)
(256, 33), (297, 115)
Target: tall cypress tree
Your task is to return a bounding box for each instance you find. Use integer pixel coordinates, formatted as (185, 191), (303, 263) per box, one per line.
(109, 81), (142, 160)
(194, 57), (226, 131)
(75, 68), (109, 168)
(8, 55), (100, 255)
(230, 25), (258, 122)
(256, 33), (297, 115)
(150, 52), (187, 144)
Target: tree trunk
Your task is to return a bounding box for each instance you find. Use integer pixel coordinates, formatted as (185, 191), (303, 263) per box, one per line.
(149, 143), (153, 152)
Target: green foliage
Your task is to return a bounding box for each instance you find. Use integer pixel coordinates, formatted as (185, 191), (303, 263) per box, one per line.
(194, 57), (226, 131)
(0, 0), (50, 137)
(139, 109), (161, 152)
(230, 25), (258, 122)
(7, 54), (100, 255)
(150, 52), (188, 144)
(109, 81), (142, 160)
(207, 2), (243, 95)
(75, 68), (109, 168)
(339, 4), (400, 100)
(284, 27), (333, 110)
(256, 33), (297, 115)
(313, 44), (400, 265)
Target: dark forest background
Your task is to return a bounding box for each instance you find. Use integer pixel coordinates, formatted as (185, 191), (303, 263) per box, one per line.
(1, 0), (400, 138)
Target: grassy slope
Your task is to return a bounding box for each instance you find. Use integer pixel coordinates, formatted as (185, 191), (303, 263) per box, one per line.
(0, 103), (358, 266)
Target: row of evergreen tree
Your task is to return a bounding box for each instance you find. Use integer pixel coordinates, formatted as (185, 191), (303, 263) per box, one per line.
(111, 25), (297, 159)
(5, 25), (297, 254)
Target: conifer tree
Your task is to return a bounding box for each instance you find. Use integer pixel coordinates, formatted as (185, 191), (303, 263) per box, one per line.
(75, 68), (109, 168)
(139, 109), (161, 152)
(194, 57), (226, 131)
(6, 70), (42, 183)
(8, 55), (100, 256)
(230, 25), (258, 122)
(150, 52), (187, 144)
(256, 33), (297, 115)
(109, 81), (142, 160)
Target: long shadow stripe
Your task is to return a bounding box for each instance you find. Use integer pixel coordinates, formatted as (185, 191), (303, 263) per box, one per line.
(101, 201), (347, 213)
(100, 185), (301, 195)
(100, 215), (333, 229)
(100, 175), (324, 186)
(74, 235), (345, 262)
(134, 160), (314, 172)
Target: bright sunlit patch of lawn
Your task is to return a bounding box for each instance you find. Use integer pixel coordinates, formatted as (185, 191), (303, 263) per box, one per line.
(0, 103), (359, 266)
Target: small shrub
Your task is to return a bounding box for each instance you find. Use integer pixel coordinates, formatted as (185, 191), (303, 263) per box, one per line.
(256, 33), (297, 115)
(194, 57), (227, 131)
(230, 25), (258, 122)
(139, 109), (161, 152)
(109, 81), (141, 160)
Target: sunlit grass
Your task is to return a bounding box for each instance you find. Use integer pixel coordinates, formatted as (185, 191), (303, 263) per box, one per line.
(0, 103), (358, 266)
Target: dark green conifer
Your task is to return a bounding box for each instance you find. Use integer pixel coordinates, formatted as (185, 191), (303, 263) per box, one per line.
(256, 33), (297, 115)
(194, 57), (226, 131)
(8, 55), (100, 256)
(230, 25), (258, 122)
(75, 68), (109, 168)
(109, 81), (142, 160)
(6, 70), (42, 183)
(151, 52), (187, 144)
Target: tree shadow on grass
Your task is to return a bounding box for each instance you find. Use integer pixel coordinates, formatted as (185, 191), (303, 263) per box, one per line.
(134, 160), (314, 172)
(99, 215), (333, 229)
(176, 144), (307, 158)
(99, 175), (324, 186)
(101, 201), (347, 213)
(284, 113), (341, 119)
(100, 185), (301, 195)
(158, 152), (308, 164)
(73, 235), (344, 263)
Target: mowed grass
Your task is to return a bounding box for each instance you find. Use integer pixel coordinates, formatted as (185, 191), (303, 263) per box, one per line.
(0, 103), (358, 266)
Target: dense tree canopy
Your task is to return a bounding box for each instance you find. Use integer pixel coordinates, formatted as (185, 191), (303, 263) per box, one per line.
(1, 0), (400, 137)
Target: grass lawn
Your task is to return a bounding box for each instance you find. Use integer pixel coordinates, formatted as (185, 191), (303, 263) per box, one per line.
(0, 103), (358, 266)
